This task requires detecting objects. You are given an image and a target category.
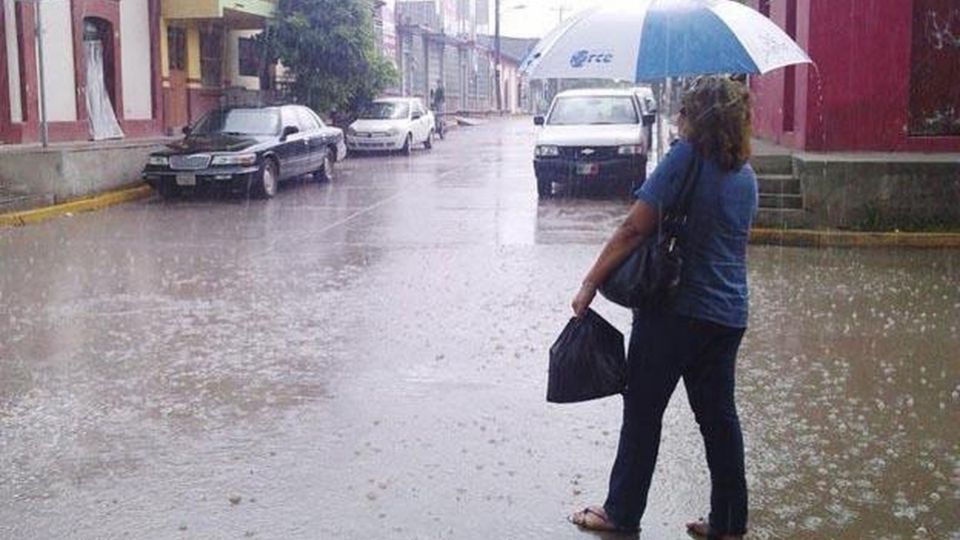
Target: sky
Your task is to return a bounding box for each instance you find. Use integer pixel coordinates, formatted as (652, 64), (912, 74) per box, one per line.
(496, 0), (601, 38)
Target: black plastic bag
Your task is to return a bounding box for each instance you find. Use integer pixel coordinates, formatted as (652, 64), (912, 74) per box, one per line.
(547, 309), (627, 403)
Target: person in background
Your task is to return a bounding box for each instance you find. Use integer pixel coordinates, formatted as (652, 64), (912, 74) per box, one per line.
(567, 77), (758, 540)
(431, 81), (446, 139)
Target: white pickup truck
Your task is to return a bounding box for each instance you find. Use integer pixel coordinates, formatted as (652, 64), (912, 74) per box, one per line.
(533, 88), (657, 198)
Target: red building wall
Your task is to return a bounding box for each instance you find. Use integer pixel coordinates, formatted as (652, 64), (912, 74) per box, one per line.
(0, 0), (163, 144)
(749, 0), (960, 153)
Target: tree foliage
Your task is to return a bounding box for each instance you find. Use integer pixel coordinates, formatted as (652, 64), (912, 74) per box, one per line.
(261, 0), (397, 120)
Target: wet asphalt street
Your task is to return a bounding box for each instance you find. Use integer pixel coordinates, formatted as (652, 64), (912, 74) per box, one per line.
(1, 117), (959, 540)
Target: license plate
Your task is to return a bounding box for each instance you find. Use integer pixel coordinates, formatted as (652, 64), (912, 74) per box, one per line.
(576, 163), (599, 175)
(175, 173), (196, 186)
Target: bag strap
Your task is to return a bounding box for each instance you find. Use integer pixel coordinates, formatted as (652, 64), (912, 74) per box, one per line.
(655, 145), (703, 242)
(670, 148), (703, 220)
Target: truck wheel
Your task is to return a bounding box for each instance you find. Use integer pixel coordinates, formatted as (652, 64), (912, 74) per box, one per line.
(537, 177), (553, 198)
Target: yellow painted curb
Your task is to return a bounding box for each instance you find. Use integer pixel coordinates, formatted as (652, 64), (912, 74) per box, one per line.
(750, 228), (960, 248)
(0, 184), (154, 227)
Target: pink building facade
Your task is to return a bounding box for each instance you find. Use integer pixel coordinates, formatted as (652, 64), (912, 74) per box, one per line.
(748, 0), (960, 153)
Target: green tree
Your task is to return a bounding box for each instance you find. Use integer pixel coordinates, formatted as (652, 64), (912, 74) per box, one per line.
(262, 0), (397, 121)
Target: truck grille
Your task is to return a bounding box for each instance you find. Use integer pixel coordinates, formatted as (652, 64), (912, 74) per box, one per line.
(169, 154), (212, 170)
(558, 146), (619, 160)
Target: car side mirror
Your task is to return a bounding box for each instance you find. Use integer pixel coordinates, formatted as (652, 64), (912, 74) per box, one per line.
(411, 112), (423, 120)
(534, 116), (545, 126)
(281, 125), (299, 140)
(181, 125), (191, 136)
(642, 113), (656, 127)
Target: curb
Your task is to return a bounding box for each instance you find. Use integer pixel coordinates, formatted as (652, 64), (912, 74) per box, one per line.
(749, 227), (960, 248)
(0, 184), (154, 228)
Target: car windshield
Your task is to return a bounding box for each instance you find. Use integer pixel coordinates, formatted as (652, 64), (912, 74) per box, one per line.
(361, 102), (410, 120)
(547, 96), (639, 125)
(190, 109), (280, 136)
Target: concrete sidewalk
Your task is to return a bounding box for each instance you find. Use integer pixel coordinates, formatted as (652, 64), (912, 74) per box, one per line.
(0, 136), (172, 213)
(750, 137), (960, 230)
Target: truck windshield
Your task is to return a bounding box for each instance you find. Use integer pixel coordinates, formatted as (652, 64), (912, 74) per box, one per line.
(547, 96), (639, 125)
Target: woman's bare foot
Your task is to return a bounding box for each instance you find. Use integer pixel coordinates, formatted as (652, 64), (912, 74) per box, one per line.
(686, 519), (743, 539)
(569, 506), (638, 534)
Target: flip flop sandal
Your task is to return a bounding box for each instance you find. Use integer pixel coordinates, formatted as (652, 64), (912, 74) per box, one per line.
(569, 507), (639, 534)
(686, 519), (743, 540)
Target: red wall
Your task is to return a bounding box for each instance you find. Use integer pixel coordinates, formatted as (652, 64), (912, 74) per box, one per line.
(0, 0), (164, 144)
(750, 0), (960, 153)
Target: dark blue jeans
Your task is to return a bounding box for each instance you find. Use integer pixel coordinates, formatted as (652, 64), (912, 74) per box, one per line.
(603, 310), (747, 535)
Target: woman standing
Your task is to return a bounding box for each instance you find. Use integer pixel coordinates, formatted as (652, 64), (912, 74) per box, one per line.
(568, 77), (758, 540)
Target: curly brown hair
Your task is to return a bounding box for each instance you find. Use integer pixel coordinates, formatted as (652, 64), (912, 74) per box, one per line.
(680, 77), (752, 171)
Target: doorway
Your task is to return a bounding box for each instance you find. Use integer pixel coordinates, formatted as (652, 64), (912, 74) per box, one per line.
(83, 17), (123, 140)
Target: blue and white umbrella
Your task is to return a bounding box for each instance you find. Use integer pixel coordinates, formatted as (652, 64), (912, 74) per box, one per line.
(521, 0), (811, 81)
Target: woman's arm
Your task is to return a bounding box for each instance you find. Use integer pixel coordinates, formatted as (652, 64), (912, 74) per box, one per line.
(571, 199), (660, 316)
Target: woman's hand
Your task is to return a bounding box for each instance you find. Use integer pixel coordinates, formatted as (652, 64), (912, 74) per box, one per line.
(572, 281), (598, 318)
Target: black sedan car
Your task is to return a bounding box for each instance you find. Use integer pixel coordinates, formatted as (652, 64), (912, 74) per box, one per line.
(143, 105), (347, 198)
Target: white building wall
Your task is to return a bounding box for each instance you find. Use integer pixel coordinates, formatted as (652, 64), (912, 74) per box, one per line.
(4, 0), (21, 122)
(120, 0), (153, 120)
(38, 0), (77, 122)
(227, 30), (260, 90)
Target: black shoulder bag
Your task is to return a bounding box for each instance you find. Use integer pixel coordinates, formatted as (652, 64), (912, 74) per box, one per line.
(598, 152), (703, 308)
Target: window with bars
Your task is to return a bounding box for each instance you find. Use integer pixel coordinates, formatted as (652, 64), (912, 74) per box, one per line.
(238, 37), (260, 78)
(167, 27), (186, 71)
(199, 26), (223, 88)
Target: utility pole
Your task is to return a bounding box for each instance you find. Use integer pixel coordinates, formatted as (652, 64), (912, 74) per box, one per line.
(494, 0), (502, 114)
(549, 5), (567, 24)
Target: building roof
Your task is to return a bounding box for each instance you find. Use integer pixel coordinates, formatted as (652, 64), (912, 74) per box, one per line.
(475, 35), (540, 64)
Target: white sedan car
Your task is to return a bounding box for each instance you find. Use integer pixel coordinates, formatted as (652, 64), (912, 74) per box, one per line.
(347, 98), (435, 155)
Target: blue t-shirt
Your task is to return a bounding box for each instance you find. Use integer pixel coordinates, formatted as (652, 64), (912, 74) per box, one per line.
(634, 140), (758, 328)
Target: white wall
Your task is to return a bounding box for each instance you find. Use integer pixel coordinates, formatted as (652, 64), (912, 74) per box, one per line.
(38, 0), (77, 122)
(120, 0), (153, 120)
(4, 0), (21, 122)
(227, 30), (260, 90)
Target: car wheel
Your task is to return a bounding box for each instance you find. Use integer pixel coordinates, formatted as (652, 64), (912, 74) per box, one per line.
(424, 130), (433, 150)
(255, 158), (278, 199)
(314, 150), (334, 183)
(401, 133), (412, 156)
(537, 176), (553, 198)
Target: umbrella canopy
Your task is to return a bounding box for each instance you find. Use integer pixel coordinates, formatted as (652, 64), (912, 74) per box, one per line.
(521, 0), (811, 82)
